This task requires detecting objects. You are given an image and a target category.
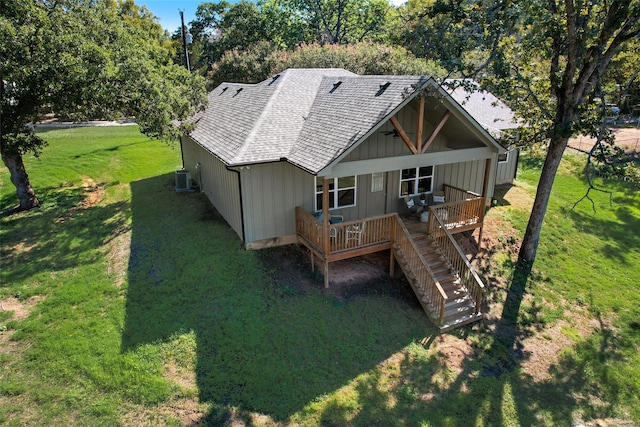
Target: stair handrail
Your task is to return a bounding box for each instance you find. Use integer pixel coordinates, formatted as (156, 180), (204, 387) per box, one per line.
(392, 213), (448, 324)
(428, 208), (485, 314)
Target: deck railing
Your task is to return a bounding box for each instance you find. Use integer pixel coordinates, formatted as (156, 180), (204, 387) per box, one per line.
(392, 215), (447, 324)
(327, 214), (395, 254)
(427, 211), (485, 315)
(295, 207), (324, 252)
(444, 184), (481, 203)
(295, 208), (395, 258)
(426, 197), (484, 232)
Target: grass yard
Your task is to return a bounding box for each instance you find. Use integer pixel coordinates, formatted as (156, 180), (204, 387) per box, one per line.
(1, 126), (639, 426)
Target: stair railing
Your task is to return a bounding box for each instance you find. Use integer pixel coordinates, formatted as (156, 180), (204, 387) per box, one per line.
(392, 214), (448, 325)
(427, 209), (485, 314)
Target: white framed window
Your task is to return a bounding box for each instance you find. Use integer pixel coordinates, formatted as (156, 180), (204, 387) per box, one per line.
(315, 176), (357, 211)
(399, 166), (433, 197)
(498, 152), (509, 163)
(371, 172), (384, 192)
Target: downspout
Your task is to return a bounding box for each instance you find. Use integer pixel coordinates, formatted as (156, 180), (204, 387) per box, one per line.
(227, 167), (246, 244)
(179, 135), (186, 169)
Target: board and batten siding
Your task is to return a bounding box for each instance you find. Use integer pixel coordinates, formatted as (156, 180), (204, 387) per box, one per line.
(495, 148), (519, 185)
(239, 162), (314, 243)
(181, 136), (244, 241)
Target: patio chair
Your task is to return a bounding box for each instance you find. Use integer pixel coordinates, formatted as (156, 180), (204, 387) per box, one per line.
(346, 222), (365, 246)
(317, 213), (344, 224)
(404, 195), (417, 214)
(433, 191), (445, 204)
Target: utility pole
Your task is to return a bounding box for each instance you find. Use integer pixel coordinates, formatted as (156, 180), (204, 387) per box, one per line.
(179, 10), (190, 72)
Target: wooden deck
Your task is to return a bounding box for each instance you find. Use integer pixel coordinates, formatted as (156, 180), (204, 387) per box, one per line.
(295, 189), (486, 331)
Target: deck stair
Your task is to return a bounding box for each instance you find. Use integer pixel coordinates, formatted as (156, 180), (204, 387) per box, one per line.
(295, 197), (486, 332)
(395, 219), (484, 331)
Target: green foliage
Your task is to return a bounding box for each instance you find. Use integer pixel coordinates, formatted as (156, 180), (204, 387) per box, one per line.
(209, 41), (447, 88)
(0, 0), (207, 208)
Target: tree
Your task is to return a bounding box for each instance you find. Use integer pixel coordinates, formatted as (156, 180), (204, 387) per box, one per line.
(265, 0), (392, 44)
(0, 0), (207, 211)
(405, 0), (639, 267)
(488, 1), (640, 267)
(208, 41), (447, 88)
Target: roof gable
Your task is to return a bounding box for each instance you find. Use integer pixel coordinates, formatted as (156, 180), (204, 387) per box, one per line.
(288, 75), (432, 173)
(186, 69), (505, 175)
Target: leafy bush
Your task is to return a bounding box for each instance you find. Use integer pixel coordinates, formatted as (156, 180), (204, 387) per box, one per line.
(208, 41), (447, 88)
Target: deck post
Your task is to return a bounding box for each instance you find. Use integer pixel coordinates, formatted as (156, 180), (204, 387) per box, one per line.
(322, 178), (330, 288)
(479, 158), (492, 246)
(389, 216), (396, 277)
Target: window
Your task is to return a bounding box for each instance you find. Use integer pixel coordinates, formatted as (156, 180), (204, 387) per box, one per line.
(371, 172), (384, 193)
(498, 152), (509, 163)
(315, 176), (356, 211)
(399, 166), (433, 197)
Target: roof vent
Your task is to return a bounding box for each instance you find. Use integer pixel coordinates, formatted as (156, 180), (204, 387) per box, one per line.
(268, 74), (281, 85)
(330, 81), (343, 93)
(233, 87), (243, 97)
(376, 81), (391, 96)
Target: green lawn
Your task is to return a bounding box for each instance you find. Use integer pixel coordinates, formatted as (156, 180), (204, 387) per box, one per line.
(1, 126), (638, 426)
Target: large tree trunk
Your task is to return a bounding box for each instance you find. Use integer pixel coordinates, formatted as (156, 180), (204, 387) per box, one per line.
(517, 134), (569, 266)
(1, 151), (40, 211)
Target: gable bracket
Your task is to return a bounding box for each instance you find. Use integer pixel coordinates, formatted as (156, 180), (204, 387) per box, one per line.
(416, 97), (425, 152)
(389, 116), (418, 155)
(421, 110), (451, 153)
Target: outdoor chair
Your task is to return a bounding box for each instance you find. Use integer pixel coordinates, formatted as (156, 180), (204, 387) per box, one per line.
(346, 222), (365, 246)
(317, 213), (344, 224)
(404, 195), (417, 214)
(432, 191), (445, 204)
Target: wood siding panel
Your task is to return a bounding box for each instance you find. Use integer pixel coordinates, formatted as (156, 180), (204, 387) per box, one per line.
(438, 160), (485, 195)
(496, 148), (519, 184)
(181, 137), (243, 240)
(241, 162), (314, 242)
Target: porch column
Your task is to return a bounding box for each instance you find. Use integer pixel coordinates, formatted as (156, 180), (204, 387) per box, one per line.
(479, 157), (492, 246)
(322, 178), (330, 288)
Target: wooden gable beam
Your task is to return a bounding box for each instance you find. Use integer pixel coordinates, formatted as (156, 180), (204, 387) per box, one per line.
(416, 97), (425, 153)
(421, 110), (451, 153)
(389, 116), (417, 155)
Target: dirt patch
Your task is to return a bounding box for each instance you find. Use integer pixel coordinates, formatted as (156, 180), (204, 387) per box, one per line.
(0, 296), (41, 322)
(258, 245), (418, 306)
(55, 177), (106, 223)
(106, 230), (131, 287)
(568, 127), (640, 153)
(0, 296), (43, 352)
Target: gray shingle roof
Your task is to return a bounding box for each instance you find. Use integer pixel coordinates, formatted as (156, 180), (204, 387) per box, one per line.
(187, 70), (503, 175)
(189, 68), (356, 166)
(288, 75), (431, 173)
(446, 79), (519, 136)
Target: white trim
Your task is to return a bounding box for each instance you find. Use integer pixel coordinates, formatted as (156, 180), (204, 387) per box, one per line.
(399, 166), (434, 197)
(314, 176), (357, 212)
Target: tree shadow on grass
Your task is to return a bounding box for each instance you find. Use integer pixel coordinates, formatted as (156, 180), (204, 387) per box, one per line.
(122, 174), (434, 423)
(564, 204), (640, 265)
(121, 173), (635, 425)
(0, 183), (128, 288)
(311, 265), (591, 426)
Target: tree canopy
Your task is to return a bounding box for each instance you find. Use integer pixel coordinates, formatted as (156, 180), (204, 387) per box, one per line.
(0, 0), (207, 210)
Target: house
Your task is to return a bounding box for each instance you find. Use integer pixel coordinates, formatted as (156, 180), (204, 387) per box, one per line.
(179, 68), (516, 330)
(446, 79), (521, 185)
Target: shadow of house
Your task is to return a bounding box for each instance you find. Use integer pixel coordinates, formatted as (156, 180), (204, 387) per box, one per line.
(121, 173), (434, 422)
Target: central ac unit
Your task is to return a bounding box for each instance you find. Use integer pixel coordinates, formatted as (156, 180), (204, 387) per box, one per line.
(175, 170), (192, 192)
